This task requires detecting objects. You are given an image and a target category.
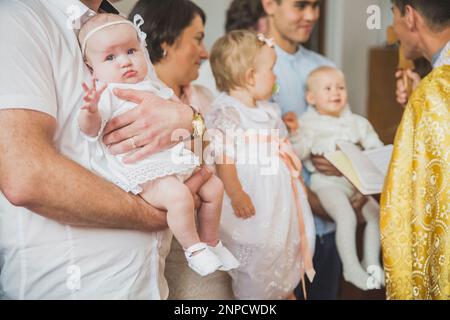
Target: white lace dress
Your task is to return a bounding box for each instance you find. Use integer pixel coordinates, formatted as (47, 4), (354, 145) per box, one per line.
(206, 93), (316, 300)
(79, 80), (199, 195)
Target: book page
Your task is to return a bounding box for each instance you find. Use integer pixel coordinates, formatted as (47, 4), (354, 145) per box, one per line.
(325, 150), (365, 193)
(337, 142), (384, 192)
(363, 145), (394, 175)
(325, 143), (394, 195)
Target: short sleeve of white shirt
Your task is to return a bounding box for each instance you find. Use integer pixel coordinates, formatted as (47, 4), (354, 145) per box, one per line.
(0, 1), (57, 117)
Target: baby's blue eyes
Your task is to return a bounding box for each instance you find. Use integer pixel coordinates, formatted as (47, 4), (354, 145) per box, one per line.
(104, 49), (136, 62)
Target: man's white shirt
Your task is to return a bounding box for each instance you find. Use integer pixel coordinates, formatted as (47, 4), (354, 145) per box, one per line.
(0, 0), (171, 299)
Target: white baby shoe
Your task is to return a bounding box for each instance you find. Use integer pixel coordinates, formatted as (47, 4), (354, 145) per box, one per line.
(208, 241), (240, 271)
(184, 242), (223, 277)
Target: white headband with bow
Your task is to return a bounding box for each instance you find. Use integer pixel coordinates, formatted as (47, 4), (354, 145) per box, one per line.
(81, 14), (147, 56)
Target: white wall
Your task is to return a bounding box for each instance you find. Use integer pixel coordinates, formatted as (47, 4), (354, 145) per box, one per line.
(193, 0), (233, 50)
(112, 0), (138, 16)
(325, 0), (393, 116)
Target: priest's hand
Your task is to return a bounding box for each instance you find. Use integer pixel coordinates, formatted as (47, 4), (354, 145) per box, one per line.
(395, 69), (421, 106)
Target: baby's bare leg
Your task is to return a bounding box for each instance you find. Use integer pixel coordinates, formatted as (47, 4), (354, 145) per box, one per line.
(197, 175), (224, 246)
(140, 176), (200, 249)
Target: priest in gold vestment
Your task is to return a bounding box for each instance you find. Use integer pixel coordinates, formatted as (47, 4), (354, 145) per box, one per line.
(381, 0), (450, 300)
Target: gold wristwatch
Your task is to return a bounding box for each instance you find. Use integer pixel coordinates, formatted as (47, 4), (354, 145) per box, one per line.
(190, 106), (206, 138)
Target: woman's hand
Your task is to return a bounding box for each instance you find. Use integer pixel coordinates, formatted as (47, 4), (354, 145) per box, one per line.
(311, 155), (342, 177)
(231, 190), (256, 219)
(102, 88), (194, 164)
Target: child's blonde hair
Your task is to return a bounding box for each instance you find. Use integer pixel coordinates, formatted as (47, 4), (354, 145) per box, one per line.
(210, 30), (266, 93)
(306, 66), (346, 92)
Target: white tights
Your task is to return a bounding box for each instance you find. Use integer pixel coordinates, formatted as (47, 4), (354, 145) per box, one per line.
(312, 177), (384, 290)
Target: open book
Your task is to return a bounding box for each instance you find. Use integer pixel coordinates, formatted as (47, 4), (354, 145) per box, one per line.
(324, 142), (394, 195)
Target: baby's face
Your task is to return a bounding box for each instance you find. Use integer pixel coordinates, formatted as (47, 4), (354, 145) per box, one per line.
(85, 24), (148, 84)
(308, 70), (348, 117)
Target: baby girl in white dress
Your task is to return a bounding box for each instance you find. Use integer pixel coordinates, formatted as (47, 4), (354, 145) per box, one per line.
(290, 66), (385, 290)
(206, 30), (316, 300)
(77, 13), (238, 277)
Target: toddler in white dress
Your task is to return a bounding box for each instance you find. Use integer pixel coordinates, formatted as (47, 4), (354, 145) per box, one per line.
(290, 66), (385, 290)
(76, 13), (238, 277)
(206, 30), (316, 299)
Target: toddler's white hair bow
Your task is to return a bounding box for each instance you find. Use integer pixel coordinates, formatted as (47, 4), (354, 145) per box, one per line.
(257, 33), (275, 48)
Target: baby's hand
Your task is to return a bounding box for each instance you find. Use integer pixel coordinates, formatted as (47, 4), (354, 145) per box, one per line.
(81, 79), (107, 114)
(231, 190), (256, 219)
(282, 112), (299, 133)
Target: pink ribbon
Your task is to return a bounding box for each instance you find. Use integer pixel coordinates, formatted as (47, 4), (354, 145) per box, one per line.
(278, 137), (316, 300)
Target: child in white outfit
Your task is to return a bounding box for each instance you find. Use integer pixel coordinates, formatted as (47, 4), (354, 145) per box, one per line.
(77, 13), (238, 277)
(290, 66), (385, 290)
(206, 30), (316, 300)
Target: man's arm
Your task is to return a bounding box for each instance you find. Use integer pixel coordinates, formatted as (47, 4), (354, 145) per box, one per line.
(0, 109), (207, 231)
(306, 187), (333, 222)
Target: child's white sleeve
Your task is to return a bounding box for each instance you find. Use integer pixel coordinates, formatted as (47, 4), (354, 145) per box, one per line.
(205, 106), (241, 162)
(356, 116), (384, 150)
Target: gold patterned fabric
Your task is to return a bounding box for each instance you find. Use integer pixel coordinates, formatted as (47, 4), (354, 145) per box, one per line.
(380, 64), (450, 300)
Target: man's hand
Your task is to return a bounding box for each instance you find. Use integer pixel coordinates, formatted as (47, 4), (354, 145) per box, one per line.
(395, 69), (421, 106)
(311, 155), (342, 177)
(184, 166), (213, 209)
(103, 88), (194, 164)
(282, 111), (299, 133)
(307, 188), (333, 222)
(231, 190), (256, 219)
(350, 194), (368, 225)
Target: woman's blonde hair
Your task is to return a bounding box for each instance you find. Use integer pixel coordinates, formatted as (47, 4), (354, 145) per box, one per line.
(210, 30), (265, 93)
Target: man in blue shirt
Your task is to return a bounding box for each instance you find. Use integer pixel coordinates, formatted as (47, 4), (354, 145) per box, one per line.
(262, 0), (367, 299)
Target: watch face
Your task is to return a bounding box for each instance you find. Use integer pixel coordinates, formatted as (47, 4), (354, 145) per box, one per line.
(193, 115), (205, 136)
